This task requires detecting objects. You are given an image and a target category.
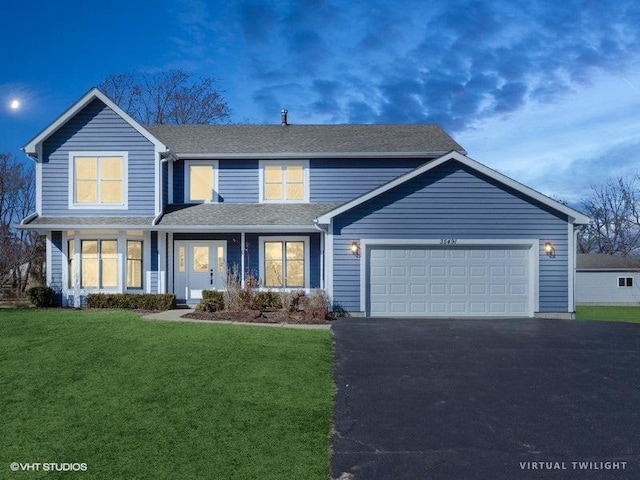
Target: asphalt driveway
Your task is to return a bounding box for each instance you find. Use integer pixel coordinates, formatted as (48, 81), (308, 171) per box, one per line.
(331, 317), (640, 480)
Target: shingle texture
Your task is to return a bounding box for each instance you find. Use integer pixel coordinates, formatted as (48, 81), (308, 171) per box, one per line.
(26, 216), (154, 226)
(145, 124), (465, 155)
(577, 253), (640, 270)
(158, 203), (342, 226)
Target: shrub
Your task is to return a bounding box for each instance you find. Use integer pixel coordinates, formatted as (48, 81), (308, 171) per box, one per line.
(224, 266), (259, 311)
(308, 289), (332, 310)
(26, 286), (55, 308)
(198, 291), (225, 312)
(252, 291), (282, 310)
(86, 293), (176, 310)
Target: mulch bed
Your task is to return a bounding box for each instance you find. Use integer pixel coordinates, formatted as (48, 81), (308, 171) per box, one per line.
(183, 309), (332, 325)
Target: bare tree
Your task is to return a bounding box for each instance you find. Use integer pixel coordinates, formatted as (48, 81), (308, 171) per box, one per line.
(99, 70), (231, 124)
(0, 154), (44, 295)
(578, 177), (640, 256)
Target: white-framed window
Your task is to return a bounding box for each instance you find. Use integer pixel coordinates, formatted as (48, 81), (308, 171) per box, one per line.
(68, 152), (128, 209)
(67, 236), (144, 290)
(185, 160), (218, 203)
(127, 240), (143, 289)
(618, 277), (634, 287)
(259, 160), (309, 203)
(259, 236), (310, 288)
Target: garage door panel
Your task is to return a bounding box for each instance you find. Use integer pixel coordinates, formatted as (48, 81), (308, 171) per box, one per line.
(368, 245), (531, 317)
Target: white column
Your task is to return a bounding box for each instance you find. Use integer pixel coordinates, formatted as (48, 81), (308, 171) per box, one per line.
(240, 232), (246, 288)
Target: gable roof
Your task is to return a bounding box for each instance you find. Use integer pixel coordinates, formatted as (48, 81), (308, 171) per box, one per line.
(315, 151), (590, 225)
(577, 253), (640, 270)
(23, 88), (167, 157)
(144, 124), (466, 158)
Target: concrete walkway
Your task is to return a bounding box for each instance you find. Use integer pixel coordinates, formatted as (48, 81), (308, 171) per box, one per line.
(142, 308), (331, 330)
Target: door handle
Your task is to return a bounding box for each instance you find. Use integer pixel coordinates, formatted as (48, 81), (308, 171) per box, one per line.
(210, 269), (214, 285)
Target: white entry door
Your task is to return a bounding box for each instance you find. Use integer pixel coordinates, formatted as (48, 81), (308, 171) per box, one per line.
(174, 241), (226, 300)
(367, 245), (533, 317)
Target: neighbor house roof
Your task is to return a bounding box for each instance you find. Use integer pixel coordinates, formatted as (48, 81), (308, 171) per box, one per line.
(577, 253), (640, 271)
(144, 124), (466, 158)
(156, 203), (342, 230)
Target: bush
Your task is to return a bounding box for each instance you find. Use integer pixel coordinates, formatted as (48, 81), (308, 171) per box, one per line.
(26, 286), (55, 308)
(252, 291), (282, 310)
(86, 293), (176, 310)
(308, 289), (332, 310)
(198, 291), (225, 312)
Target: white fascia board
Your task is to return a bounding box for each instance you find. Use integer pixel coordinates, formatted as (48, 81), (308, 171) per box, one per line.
(16, 223), (157, 231)
(154, 225), (319, 233)
(173, 151), (455, 160)
(23, 88), (167, 157)
(315, 151), (590, 226)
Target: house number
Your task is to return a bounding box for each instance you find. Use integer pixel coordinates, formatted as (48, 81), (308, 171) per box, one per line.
(440, 238), (458, 245)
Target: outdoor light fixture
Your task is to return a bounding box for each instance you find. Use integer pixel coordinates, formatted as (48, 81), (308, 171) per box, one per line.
(350, 241), (361, 257)
(544, 242), (556, 257)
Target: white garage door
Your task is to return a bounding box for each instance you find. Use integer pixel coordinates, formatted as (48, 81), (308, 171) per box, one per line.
(368, 245), (532, 317)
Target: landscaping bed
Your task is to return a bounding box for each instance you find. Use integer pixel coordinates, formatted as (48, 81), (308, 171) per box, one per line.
(183, 307), (331, 324)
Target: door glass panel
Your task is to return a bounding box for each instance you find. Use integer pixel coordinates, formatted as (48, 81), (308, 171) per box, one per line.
(217, 246), (225, 273)
(178, 246), (186, 273)
(193, 246), (209, 272)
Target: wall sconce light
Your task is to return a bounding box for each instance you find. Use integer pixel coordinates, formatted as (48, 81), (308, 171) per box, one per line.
(544, 242), (556, 257)
(350, 241), (361, 257)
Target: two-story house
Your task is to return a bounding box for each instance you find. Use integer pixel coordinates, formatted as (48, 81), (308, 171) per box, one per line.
(19, 88), (589, 318)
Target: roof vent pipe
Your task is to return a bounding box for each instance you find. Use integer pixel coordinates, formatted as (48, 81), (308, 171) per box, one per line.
(281, 109), (288, 126)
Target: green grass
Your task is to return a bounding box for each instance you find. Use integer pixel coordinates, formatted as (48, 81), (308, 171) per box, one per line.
(0, 309), (333, 479)
(576, 305), (640, 323)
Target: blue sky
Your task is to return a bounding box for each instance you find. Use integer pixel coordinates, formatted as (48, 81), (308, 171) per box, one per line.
(2, 0), (640, 203)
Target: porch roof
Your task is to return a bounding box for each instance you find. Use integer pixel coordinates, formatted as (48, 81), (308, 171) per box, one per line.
(156, 203), (342, 228)
(17, 215), (155, 230)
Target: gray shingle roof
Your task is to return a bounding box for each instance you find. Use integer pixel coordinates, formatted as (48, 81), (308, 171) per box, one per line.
(158, 203), (342, 227)
(23, 216), (154, 227)
(577, 253), (640, 270)
(145, 124), (465, 156)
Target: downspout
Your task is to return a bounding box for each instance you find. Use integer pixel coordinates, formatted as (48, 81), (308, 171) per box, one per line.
(152, 154), (175, 226)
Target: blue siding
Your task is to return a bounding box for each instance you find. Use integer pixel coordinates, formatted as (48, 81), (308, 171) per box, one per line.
(172, 159), (185, 203)
(219, 160), (259, 203)
(332, 161), (570, 313)
(162, 162), (169, 208)
(42, 99), (156, 216)
(310, 158), (427, 203)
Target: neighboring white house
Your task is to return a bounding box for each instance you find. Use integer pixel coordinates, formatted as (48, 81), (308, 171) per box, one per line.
(576, 254), (640, 305)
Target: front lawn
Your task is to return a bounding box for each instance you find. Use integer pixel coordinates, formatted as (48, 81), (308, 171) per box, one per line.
(576, 305), (640, 323)
(0, 309), (333, 479)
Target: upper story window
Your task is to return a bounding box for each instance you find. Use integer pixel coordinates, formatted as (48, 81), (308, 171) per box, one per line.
(618, 277), (633, 287)
(186, 160), (218, 203)
(69, 152), (128, 209)
(259, 160), (309, 203)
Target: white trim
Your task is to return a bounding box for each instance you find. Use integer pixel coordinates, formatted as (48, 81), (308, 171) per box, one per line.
(45, 232), (53, 286)
(258, 236), (310, 288)
(325, 222), (334, 302)
(174, 151), (455, 160)
(167, 232), (174, 294)
(315, 151), (590, 226)
(185, 160), (219, 203)
(168, 160), (174, 204)
(240, 232), (246, 288)
(258, 159), (310, 203)
(143, 231), (152, 293)
(158, 232), (167, 294)
(35, 161), (42, 215)
(359, 239), (539, 317)
(67, 151), (129, 210)
(568, 224), (576, 313)
(23, 88), (166, 156)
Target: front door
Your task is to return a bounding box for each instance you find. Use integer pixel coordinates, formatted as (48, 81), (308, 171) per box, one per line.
(174, 241), (226, 300)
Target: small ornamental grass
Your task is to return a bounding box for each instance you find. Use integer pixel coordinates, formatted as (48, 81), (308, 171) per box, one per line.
(0, 309), (332, 480)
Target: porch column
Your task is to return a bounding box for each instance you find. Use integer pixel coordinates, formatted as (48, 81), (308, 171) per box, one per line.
(240, 231), (246, 288)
